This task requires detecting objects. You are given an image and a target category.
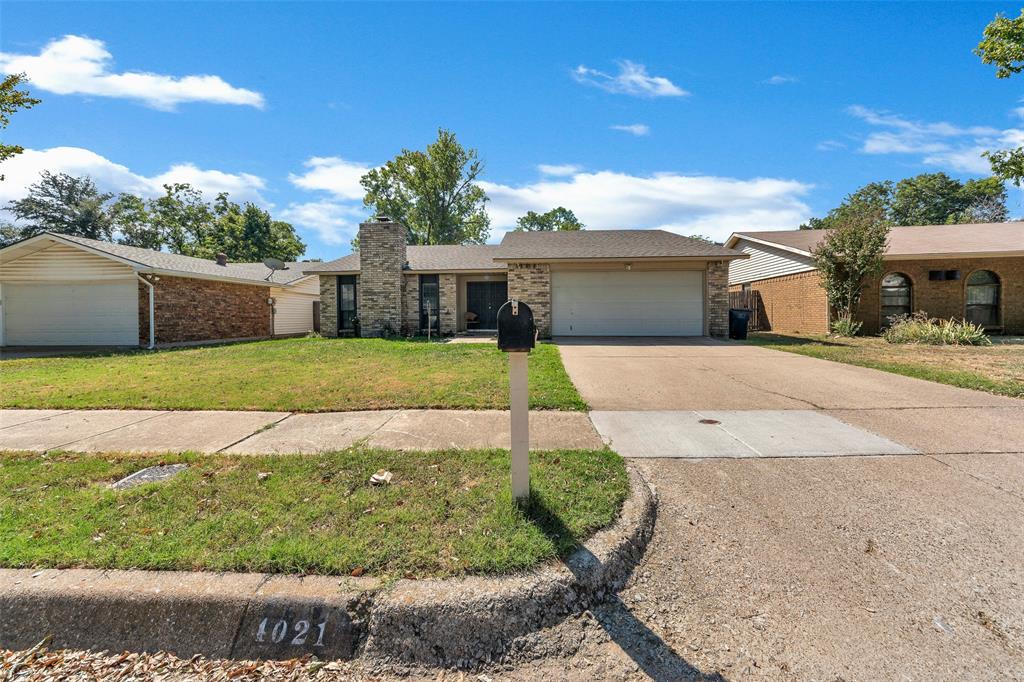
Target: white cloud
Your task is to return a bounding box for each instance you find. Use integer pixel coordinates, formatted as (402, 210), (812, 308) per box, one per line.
(284, 156), (377, 244)
(610, 124), (650, 137)
(0, 146), (268, 208)
(538, 163), (581, 177)
(480, 170), (812, 243)
(278, 200), (366, 246)
(285, 156), (811, 247)
(816, 140), (846, 152)
(763, 74), (798, 85)
(572, 61), (688, 98)
(288, 156), (371, 200)
(848, 105), (1017, 175)
(0, 35), (264, 110)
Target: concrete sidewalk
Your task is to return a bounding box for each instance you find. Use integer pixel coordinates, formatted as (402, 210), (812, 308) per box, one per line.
(0, 409), (603, 454)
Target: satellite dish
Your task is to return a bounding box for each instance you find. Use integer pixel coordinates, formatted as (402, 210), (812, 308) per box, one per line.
(263, 257), (287, 271)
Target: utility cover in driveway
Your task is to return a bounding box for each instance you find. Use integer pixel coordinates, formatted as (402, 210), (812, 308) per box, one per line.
(590, 410), (916, 458)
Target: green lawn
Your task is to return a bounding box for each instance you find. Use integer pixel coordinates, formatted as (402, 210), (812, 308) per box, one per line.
(745, 332), (1024, 399)
(0, 447), (627, 578)
(0, 337), (586, 411)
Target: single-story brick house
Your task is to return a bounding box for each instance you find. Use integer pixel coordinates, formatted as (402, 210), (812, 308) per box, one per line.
(304, 217), (746, 338)
(725, 222), (1024, 335)
(0, 232), (321, 347)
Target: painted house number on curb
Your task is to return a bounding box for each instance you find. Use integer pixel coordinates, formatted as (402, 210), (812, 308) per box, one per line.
(254, 617), (328, 647)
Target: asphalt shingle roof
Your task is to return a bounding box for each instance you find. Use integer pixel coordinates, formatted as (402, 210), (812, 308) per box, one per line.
(304, 245), (506, 274)
(494, 229), (743, 260)
(51, 233), (313, 285)
(732, 222), (1024, 257)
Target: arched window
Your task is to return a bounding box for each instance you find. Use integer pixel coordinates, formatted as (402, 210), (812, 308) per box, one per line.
(965, 270), (1001, 327)
(880, 272), (912, 326)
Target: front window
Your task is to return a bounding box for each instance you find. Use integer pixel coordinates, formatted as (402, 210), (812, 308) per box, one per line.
(965, 270), (1001, 327)
(880, 272), (912, 326)
(337, 275), (357, 334)
(419, 275), (440, 333)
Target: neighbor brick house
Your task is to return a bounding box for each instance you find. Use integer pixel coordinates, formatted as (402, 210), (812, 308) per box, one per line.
(305, 217), (746, 338)
(0, 232), (321, 347)
(725, 222), (1024, 335)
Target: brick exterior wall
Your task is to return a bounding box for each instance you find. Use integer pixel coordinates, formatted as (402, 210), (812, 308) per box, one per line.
(507, 263), (551, 338)
(319, 276), (338, 336)
(401, 273), (419, 335)
(138, 275), (272, 345)
(739, 270), (831, 335)
(358, 220), (406, 337)
(440, 274), (457, 335)
(855, 256), (1023, 335)
(705, 260), (730, 337)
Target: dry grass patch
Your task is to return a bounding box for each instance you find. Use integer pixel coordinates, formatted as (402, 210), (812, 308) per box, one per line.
(746, 333), (1023, 398)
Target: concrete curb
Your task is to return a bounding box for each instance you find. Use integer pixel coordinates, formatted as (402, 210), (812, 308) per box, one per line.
(362, 465), (656, 669)
(0, 467), (656, 668)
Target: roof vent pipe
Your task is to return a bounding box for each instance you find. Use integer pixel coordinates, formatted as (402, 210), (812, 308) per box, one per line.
(215, 253), (228, 266)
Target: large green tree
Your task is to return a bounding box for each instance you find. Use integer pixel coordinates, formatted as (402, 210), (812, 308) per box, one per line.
(514, 207), (584, 232)
(0, 73), (41, 181)
(110, 193), (160, 250)
(5, 171), (113, 241)
(360, 128), (490, 245)
(200, 197), (305, 261)
(2, 173), (305, 260)
(801, 172), (1007, 229)
(975, 9), (1024, 78)
(811, 201), (891, 335)
(977, 10), (1024, 184)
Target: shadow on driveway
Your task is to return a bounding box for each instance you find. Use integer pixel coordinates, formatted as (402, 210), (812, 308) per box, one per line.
(527, 493), (726, 682)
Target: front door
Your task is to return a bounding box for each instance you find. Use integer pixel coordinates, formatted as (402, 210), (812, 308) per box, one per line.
(466, 281), (508, 330)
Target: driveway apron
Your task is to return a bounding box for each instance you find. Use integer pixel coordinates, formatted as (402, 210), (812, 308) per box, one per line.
(556, 337), (1023, 457)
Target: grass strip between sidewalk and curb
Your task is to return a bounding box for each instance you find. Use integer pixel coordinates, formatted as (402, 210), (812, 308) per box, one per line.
(0, 447), (627, 579)
(0, 337), (587, 412)
(744, 332), (1024, 399)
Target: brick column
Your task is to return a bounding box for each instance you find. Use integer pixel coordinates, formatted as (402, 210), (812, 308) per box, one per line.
(401, 274), (419, 335)
(440, 274), (457, 335)
(507, 263), (551, 338)
(319, 276), (338, 336)
(706, 260), (729, 337)
(358, 219), (407, 337)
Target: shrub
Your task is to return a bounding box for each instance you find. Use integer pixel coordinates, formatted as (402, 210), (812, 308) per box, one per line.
(882, 312), (991, 346)
(831, 316), (863, 337)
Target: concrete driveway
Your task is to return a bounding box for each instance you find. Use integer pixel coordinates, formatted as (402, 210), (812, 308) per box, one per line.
(556, 337), (1024, 458)
(527, 337), (1024, 680)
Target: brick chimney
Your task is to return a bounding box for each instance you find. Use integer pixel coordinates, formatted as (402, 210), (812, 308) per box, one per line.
(358, 217), (406, 337)
(215, 253), (228, 266)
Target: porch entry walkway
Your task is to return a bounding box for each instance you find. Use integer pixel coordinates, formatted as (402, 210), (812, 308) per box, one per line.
(0, 408), (602, 454)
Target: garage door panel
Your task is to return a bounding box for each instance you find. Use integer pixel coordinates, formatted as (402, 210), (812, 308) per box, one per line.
(552, 270), (703, 336)
(4, 281), (139, 346)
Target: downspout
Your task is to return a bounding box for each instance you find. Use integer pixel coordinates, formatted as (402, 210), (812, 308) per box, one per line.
(137, 273), (155, 350)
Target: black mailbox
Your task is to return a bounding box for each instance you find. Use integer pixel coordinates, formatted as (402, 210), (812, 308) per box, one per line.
(497, 299), (536, 352)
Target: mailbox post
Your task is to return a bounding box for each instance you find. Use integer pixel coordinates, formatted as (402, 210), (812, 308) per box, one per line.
(496, 299), (537, 503)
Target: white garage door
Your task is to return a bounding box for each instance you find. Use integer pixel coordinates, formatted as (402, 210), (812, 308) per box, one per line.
(552, 270), (704, 336)
(2, 281), (139, 346)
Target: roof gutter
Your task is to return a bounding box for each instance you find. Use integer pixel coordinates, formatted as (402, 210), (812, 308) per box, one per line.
(491, 254), (748, 263)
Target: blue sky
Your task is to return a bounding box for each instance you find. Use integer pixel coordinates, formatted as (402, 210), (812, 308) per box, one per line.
(1, 2), (1020, 259)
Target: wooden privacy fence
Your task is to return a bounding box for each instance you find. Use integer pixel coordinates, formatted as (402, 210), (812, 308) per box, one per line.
(728, 290), (767, 331)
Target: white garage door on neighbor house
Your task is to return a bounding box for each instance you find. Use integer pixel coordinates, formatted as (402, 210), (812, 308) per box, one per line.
(2, 280), (140, 346)
(551, 269), (704, 336)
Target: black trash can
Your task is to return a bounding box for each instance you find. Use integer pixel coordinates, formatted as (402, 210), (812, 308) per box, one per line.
(729, 308), (751, 340)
